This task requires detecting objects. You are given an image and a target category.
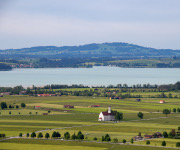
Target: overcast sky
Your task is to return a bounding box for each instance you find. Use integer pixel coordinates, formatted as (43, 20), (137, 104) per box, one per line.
(0, 0), (180, 49)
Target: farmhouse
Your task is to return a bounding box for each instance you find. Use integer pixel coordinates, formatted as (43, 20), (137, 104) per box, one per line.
(1, 92), (11, 95)
(64, 105), (74, 109)
(89, 105), (100, 108)
(155, 132), (162, 138)
(98, 106), (115, 121)
(19, 91), (27, 95)
(160, 100), (165, 103)
(37, 94), (52, 97)
(109, 97), (121, 100)
(35, 106), (41, 109)
(133, 135), (143, 141)
(42, 113), (48, 115)
(144, 134), (153, 139)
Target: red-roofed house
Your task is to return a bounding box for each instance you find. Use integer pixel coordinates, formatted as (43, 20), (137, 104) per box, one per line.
(35, 106), (41, 109)
(160, 100), (165, 104)
(98, 106), (115, 121)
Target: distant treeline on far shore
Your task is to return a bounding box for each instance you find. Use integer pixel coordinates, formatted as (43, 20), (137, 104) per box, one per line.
(0, 82), (180, 97)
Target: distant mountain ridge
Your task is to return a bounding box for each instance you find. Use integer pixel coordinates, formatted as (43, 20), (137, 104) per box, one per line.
(0, 42), (180, 58)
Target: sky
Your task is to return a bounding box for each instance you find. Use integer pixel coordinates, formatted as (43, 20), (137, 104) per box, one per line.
(0, 0), (180, 49)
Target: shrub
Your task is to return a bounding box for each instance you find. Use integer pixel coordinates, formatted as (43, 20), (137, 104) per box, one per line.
(146, 140), (150, 145)
(21, 103), (26, 108)
(113, 138), (118, 143)
(162, 141), (166, 146)
(93, 137), (97, 141)
(122, 139), (126, 144)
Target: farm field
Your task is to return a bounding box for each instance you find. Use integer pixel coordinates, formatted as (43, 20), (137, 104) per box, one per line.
(1, 93), (180, 149)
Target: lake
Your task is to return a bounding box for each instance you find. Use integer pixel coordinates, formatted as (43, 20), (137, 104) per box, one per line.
(0, 67), (180, 87)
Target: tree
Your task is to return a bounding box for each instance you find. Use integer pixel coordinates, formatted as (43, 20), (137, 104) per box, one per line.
(131, 138), (134, 144)
(52, 131), (57, 138)
(9, 111), (11, 115)
(122, 139), (126, 144)
(102, 136), (105, 141)
(104, 134), (111, 142)
(168, 93), (172, 98)
(173, 108), (176, 113)
(64, 132), (70, 140)
(162, 141), (166, 147)
(56, 132), (61, 138)
(115, 112), (123, 121)
(45, 133), (50, 139)
(48, 110), (51, 113)
(19, 133), (22, 137)
(146, 140), (150, 145)
(113, 138), (118, 143)
(177, 108), (180, 113)
(163, 109), (171, 117)
(0, 134), (6, 138)
(163, 131), (168, 138)
(72, 133), (77, 140)
(176, 142), (180, 147)
(16, 105), (19, 109)
(26, 133), (29, 137)
(153, 133), (157, 138)
(168, 132), (173, 138)
(93, 137), (97, 141)
(21, 103), (26, 108)
(137, 112), (144, 119)
(77, 131), (84, 140)
(37, 132), (43, 138)
(1, 102), (7, 109)
(31, 132), (36, 138)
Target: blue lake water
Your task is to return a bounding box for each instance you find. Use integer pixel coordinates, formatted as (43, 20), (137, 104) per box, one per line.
(0, 67), (180, 87)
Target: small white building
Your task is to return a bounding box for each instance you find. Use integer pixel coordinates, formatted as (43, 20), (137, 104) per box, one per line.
(98, 106), (115, 121)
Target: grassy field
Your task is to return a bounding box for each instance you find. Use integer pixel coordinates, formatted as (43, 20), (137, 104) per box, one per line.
(1, 94), (180, 149)
(0, 139), (177, 150)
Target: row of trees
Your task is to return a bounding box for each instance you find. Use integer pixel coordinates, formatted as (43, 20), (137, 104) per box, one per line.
(23, 131), (84, 140)
(0, 102), (26, 109)
(17, 131), (180, 147)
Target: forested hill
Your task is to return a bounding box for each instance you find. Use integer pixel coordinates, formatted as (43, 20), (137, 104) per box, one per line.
(0, 42), (180, 59)
(0, 63), (12, 71)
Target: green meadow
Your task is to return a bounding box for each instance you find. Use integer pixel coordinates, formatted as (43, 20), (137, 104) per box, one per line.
(1, 93), (180, 149)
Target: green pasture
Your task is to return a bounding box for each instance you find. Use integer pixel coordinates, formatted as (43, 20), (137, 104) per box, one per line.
(135, 138), (180, 148)
(1, 94), (180, 149)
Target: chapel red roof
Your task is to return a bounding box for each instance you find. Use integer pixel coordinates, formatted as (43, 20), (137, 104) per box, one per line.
(102, 112), (114, 116)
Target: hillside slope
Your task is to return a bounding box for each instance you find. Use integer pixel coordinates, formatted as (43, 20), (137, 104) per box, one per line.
(0, 42), (180, 58)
